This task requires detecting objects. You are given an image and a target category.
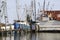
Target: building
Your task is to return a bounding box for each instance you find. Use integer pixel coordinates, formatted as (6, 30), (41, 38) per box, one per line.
(45, 10), (60, 21)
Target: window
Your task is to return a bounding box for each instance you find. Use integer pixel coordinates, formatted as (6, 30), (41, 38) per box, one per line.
(57, 14), (60, 17)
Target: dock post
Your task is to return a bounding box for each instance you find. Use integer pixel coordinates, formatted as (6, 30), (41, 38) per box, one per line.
(30, 23), (32, 32)
(10, 24), (12, 35)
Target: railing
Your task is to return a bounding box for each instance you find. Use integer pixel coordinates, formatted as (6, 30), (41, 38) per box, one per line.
(39, 27), (60, 30)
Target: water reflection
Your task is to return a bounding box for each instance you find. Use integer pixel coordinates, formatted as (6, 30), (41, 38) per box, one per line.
(0, 32), (60, 40)
(14, 32), (38, 40)
(30, 33), (38, 40)
(38, 33), (60, 40)
(14, 32), (21, 40)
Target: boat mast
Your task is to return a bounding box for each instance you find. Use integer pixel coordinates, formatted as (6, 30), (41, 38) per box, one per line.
(0, 0), (1, 24)
(24, 4), (27, 22)
(2, 0), (8, 30)
(0, 0), (2, 29)
(38, 2), (40, 19)
(43, 0), (45, 15)
(32, 0), (36, 31)
(16, 0), (20, 20)
(34, 0), (36, 22)
(46, 2), (50, 11)
(32, 0), (36, 22)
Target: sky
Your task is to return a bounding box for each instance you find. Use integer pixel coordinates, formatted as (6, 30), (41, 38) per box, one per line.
(1, 0), (60, 24)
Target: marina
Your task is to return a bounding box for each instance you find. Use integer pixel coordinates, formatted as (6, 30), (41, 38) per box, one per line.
(0, 0), (60, 40)
(0, 0), (60, 32)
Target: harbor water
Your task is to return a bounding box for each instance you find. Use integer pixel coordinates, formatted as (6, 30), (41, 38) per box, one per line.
(0, 32), (60, 40)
